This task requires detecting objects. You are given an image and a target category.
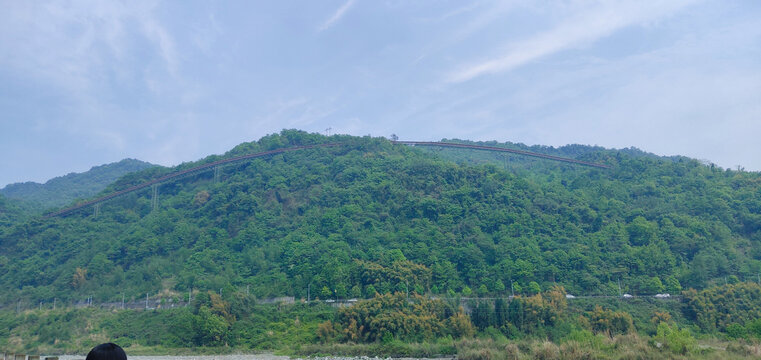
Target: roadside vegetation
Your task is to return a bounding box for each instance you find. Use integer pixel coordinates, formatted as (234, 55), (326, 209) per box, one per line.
(2, 284), (761, 358)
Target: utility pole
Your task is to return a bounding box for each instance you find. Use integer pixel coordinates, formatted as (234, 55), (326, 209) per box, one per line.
(307, 283), (311, 303)
(53, 297), (56, 310)
(122, 293), (125, 309)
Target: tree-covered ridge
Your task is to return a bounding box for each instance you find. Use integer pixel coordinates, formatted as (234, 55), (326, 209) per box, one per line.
(431, 138), (761, 288)
(0, 158), (156, 212)
(440, 138), (684, 161)
(0, 194), (25, 231)
(0, 130), (760, 308)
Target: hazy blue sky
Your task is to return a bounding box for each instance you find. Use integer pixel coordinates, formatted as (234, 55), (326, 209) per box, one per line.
(1, 0), (760, 187)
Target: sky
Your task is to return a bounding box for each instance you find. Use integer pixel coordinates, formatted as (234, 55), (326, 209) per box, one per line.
(1, 0), (760, 187)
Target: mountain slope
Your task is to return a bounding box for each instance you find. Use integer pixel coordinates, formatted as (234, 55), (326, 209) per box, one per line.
(0, 130), (760, 306)
(0, 158), (156, 211)
(0, 194), (24, 229)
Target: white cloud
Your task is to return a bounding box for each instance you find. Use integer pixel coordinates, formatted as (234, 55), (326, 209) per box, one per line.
(447, 0), (699, 83)
(139, 13), (180, 77)
(466, 16), (761, 170)
(248, 98), (338, 136)
(318, 0), (356, 32)
(412, 1), (521, 65)
(1, 1), (177, 91)
(0, 1), (183, 149)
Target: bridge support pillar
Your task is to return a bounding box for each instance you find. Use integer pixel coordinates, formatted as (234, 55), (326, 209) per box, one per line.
(214, 166), (220, 183)
(151, 184), (159, 211)
(93, 203), (100, 218)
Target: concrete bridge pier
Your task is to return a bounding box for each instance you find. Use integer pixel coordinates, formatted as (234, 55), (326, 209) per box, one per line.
(151, 184), (159, 211)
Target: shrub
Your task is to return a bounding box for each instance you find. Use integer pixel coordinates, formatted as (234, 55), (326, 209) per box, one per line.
(654, 322), (696, 355)
(726, 323), (747, 339)
(333, 292), (473, 342)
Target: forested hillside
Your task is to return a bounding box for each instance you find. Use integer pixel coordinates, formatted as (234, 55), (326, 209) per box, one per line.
(0, 158), (156, 212)
(1, 130), (760, 307)
(0, 194), (24, 231)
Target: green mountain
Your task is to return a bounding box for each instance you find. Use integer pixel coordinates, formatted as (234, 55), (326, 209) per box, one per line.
(0, 158), (157, 212)
(1, 130), (760, 305)
(0, 194), (24, 229)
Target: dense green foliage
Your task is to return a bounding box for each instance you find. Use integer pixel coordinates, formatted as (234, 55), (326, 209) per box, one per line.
(470, 286), (568, 336)
(2, 131), (760, 306)
(103, 292), (334, 350)
(0, 297), (333, 354)
(3, 287), (759, 358)
(683, 282), (761, 333)
(0, 194), (25, 229)
(1, 130), (761, 355)
(0, 158), (155, 212)
(323, 292), (473, 343)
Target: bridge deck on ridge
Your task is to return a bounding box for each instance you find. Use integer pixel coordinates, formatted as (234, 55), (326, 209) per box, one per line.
(45, 141), (610, 218)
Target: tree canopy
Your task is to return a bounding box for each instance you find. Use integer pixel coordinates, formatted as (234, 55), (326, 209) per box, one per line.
(0, 130), (760, 307)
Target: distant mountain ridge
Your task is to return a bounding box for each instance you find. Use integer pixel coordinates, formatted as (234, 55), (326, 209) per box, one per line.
(438, 138), (690, 164)
(1, 130), (759, 308)
(2, 131), (761, 354)
(0, 158), (157, 211)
